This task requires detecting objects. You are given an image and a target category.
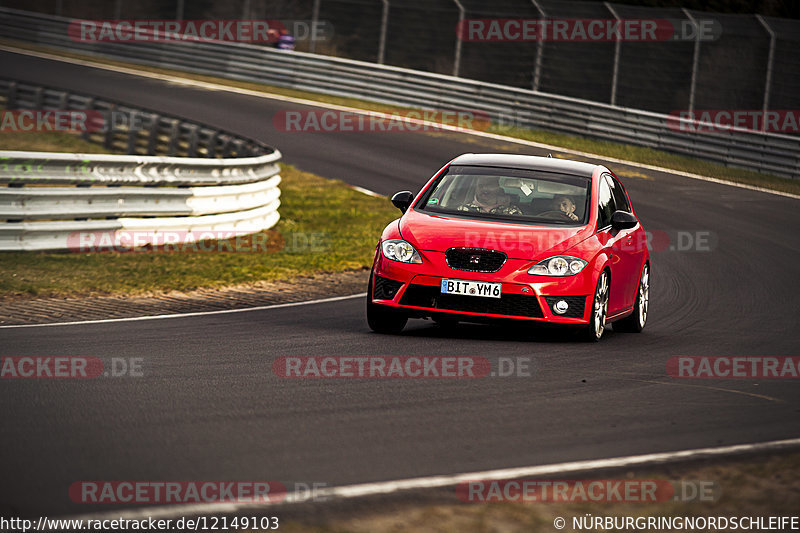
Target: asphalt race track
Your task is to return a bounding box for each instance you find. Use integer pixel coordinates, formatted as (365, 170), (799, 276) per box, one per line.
(1, 49), (799, 517)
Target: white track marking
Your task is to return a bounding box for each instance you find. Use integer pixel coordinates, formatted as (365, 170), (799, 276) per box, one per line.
(61, 437), (800, 521)
(351, 185), (384, 198)
(3, 45), (798, 200)
(0, 293), (366, 329)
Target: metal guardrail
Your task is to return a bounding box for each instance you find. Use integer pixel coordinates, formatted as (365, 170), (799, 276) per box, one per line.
(0, 79), (283, 251)
(0, 169), (281, 219)
(0, 79), (269, 159)
(1, 7), (798, 179)
(0, 149), (281, 187)
(0, 202), (281, 252)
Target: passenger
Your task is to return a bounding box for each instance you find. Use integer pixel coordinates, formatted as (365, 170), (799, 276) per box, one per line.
(457, 178), (522, 215)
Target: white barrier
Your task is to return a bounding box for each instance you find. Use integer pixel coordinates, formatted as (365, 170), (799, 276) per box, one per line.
(0, 150), (283, 251)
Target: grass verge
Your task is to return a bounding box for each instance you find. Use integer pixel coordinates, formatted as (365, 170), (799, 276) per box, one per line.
(3, 39), (799, 196)
(0, 129), (110, 153)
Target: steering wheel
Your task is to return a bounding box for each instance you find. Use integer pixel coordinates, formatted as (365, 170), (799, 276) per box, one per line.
(536, 210), (573, 220)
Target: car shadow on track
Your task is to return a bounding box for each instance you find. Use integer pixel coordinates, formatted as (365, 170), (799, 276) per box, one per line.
(397, 319), (597, 344)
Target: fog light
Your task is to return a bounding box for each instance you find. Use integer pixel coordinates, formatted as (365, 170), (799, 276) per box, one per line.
(553, 300), (569, 314)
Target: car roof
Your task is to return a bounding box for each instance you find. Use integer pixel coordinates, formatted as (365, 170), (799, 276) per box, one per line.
(449, 153), (601, 177)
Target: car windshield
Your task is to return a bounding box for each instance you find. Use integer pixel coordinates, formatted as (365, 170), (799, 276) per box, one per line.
(416, 165), (591, 225)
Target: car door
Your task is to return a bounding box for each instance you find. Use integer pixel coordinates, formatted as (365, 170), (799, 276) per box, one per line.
(605, 173), (643, 312)
(595, 175), (637, 315)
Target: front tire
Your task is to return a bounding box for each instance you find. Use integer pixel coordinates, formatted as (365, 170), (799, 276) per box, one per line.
(580, 270), (609, 342)
(614, 263), (649, 333)
(366, 274), (408, 334)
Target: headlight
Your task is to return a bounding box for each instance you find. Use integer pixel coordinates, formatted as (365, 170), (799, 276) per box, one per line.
(381, 239), (422, 264)
(528, 255), (587, 276)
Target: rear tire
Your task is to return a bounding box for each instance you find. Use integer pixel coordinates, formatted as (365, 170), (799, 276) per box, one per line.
(580, 270), (609, 342)
(614, 263), (649, 333)
(366, 274), (408, 334)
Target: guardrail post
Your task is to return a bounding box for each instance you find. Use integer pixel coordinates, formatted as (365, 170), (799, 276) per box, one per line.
(231, 139), (244, 157)
(126, 111), (139, 154)
(682, 8), (701, 113)
(242, 0), (251, 20)
(7, 81), (17, 108)
(176, 0), (184, 21)
(57, 91), (68, 110)
(605, 2), (622, 106)
(377, 0), (390, 64)
(32, 87), (43, 109)
(221, 137), (233, 158)
(81, 97), (95, 142)
(113, 0), (122, 19)
(187, 125), (199, 157)
(104, 104), (115, 149)
(207, 131), (220, 158)
(310, 0), (321, 54)
(147, 114), (160, 155)
(531, 0), (545, 91)
(167, 120), (180, 156)
(452, 0), (465, 77)
(755, 15), (775, 132)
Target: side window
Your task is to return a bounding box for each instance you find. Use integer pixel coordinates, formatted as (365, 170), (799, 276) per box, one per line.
(606, 174), (631, 213)
(597, 177), (615, 229)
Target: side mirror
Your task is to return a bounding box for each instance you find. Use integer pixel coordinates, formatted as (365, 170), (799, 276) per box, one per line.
(391, 191), (414, 213)
(611, 210), (638, 231)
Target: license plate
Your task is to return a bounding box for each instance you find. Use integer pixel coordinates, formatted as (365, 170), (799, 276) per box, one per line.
(440, 278), (502, 299)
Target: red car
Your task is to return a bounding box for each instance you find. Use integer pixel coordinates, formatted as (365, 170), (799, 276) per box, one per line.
(366, 154), (650, 341)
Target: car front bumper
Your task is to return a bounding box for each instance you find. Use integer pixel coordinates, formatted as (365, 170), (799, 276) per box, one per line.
(370, 251), (597, 324)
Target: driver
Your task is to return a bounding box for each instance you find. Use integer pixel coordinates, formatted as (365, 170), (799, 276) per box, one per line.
(556, 196), (579, 221)
(457, 178), (522, 215)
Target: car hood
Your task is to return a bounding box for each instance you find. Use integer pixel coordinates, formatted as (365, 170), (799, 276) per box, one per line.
(399, 209), (592, 260)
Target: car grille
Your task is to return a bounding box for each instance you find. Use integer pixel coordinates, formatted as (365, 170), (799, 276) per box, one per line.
(544, 296), (588, 318)
(373, 276), (404, 300)
(400, 284), (543, 318)
(445, 248), (507, 273)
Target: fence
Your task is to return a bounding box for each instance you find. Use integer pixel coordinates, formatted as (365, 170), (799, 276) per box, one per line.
(0, 79), (283, 251)
(4, 0), (799, 116)
(2, 8), (798, 180)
